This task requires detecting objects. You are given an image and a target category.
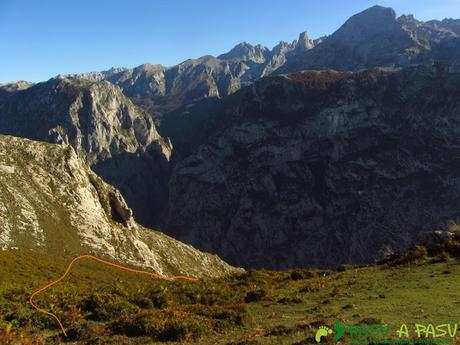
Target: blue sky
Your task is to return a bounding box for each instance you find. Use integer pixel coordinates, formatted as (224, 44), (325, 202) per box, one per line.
(1, 0), (459, 83)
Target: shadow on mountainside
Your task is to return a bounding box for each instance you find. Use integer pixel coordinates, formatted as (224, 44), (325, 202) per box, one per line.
(92, 142), (171, 228)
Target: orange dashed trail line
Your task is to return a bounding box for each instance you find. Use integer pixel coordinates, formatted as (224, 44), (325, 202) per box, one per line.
(29, 254), (198, 337)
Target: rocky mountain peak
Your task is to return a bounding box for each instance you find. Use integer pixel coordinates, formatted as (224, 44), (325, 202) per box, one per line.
(295, 31), (314, 51)
(218, 42), (270, 63)
(134, 63), (165, 73)
(0, 80), (34, 92)
(272, 41), (295, 55)
(334, 5), (399, 40)
(106, 66), (129, 74)
(277, 5), (422, 73)
(355, 5), (396, 20)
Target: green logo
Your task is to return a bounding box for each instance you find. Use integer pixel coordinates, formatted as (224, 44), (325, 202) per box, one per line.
(315, 321), (457, 344)
(315, 326), (333, 342)
(315, 321), (345, 342)
(333, 321), (346, 341)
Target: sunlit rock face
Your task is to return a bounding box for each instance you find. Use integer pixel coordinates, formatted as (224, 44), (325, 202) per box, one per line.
(0, 135), (238, 277)
(0, 76), (172, 227)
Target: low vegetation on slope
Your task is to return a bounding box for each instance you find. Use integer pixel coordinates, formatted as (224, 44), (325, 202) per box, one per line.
(0, 135), (236, 278)
(1, 237), (459, 345)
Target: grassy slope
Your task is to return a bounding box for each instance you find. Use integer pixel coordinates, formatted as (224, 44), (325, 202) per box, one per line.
(0, 250), (459, 345)
(0, 135), (237, 278)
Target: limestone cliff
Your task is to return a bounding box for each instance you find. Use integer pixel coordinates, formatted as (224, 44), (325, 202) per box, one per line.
(0, 76), (172, 226)
(0, 135), (237, 277)
(165, 62), (460, 269)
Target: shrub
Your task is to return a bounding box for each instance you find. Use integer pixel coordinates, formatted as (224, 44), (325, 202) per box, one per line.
(80, 293), (111, 314)
(298, 283), (321, 293)
(185, 304), (246, 328)
(265, 325), (294, 336)
(337, 264), (353, 272)
(227, 340), (261, 345)
(430, 251), (450, 263)
(103, 300), (139, 320)
(277, 297), (304, 304)
(3, 304), (54, 330)
(388, 246), (428, 266)
(110, 309), (210, 341)
(447, 221), (460, 234)
(150, 292), (169, 308)
(360, 317), (382, 325)
(80, 294), (138, 321)
(0, 325), (48, 345)
(290, 270), (315, 280)
(446, 239), (460, 257)
(130, 295), (153, 309)
(244, 289), (267, 303)
(234, 270), (267, 287)
(66, 320), (106, 341)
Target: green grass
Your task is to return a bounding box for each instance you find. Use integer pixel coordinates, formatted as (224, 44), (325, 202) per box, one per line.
(0, 250), (459, 344)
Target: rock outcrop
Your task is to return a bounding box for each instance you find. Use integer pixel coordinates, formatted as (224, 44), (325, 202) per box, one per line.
(0, 76), (167, 164)
(0, 76), (172, 226)
(295, 32), (314, 52)
(165, 62), (460, 269)
(0, 81), (34, 93)
(414, 231), (456, 252)
(218, 42), (271, 63)
(0, 135), (237, 277)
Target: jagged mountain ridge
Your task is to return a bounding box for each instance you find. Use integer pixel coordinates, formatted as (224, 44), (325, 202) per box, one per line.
(0, 81), (34, 93)
(75, 32), (317, 120)
(0, 135), (237, 277)
(68, 6), (460, 163)
(278, 6), (460, 73)
(71, 6), (460, 125)
(164, 61), (460, 269)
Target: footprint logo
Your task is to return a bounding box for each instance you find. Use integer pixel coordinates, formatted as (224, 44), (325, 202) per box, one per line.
(315, 326), (333, 343)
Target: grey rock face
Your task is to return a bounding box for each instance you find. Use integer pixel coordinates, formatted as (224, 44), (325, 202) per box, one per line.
(0, 135), (238, 277)
(0, 76), (164, 163)
(399, 15), (460, 46)
(0, 76), (172, 226)
(0, 81), (34, 92)
(165, 62), (460, 269)
(295, 32), (314, 52)
(218, 42), (271, 63)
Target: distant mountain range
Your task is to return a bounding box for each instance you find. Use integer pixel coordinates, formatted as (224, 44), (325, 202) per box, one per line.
(72, 30), (320, 122)
(1, 5), (460, 269)
(278, 6), (460, 73)
(74, 5), (460, 122)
